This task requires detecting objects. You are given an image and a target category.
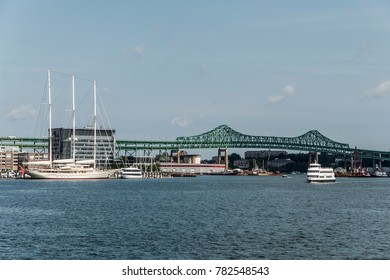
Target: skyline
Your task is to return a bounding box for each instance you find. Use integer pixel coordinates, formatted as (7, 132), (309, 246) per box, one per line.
(1, 0), (390, 153)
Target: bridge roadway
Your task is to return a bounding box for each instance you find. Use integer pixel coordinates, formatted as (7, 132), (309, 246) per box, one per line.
(1, 125), (390, 161)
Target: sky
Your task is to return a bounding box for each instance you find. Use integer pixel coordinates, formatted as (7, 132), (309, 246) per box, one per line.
(1, 0), (390, 155)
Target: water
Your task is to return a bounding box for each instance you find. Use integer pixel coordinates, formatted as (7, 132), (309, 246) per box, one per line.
(1, 175), (389, 260)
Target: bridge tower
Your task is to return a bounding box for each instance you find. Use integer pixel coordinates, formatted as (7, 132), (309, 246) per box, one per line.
(218, 148), (228, 171)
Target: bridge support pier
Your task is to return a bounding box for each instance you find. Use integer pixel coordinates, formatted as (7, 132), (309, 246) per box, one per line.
(218, 148), (228, 171)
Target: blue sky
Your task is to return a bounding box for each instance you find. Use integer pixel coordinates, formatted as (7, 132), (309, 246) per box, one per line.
(1, 0), (390, 154)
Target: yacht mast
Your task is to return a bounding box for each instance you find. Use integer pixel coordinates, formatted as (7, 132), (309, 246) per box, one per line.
(93, 80), (97, 170)
(48, 69), (53, 168)
(72, 75), (76, 162)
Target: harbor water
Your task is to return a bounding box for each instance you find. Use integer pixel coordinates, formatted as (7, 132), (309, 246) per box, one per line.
(1, 175), (389, 260)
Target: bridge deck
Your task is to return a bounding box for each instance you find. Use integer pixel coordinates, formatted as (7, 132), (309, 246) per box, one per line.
(1, 125), (390, 160)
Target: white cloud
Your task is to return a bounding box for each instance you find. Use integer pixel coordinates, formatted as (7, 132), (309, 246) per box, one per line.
(7, 105), (37, 121)
(268, 85), (295, 104)
(133, 44), (146, 55)
(267, 94), (284, 104)
(363, 81), (390, 99)
(283, 85), (295, 96)
(170, 117), (193, 127)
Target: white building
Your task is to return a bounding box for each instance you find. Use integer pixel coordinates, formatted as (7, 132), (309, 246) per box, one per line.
(159, 163), (225, 174)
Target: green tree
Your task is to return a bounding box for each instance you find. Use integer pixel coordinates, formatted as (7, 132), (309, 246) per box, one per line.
(228, 153), (242, 168)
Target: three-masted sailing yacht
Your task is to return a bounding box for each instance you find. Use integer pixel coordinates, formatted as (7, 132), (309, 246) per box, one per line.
(24, 70), (112, 179)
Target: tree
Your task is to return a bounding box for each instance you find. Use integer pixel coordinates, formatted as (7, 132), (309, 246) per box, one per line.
(229, 153), (241, 162)
(228, 153), (242, 168)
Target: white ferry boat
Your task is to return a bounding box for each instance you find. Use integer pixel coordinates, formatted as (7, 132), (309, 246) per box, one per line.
(120, 166), (143, 179)
(306, 162), (336, 183)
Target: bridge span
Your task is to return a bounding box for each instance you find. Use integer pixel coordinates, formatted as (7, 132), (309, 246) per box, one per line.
(1, 125), (390, 161)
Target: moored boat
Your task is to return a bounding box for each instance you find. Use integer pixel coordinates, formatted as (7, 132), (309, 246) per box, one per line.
(24, 70), (113, 180)
(372, 170), (388, 177)
(25, 166), (111, 179)
(120, 166), (143, 179)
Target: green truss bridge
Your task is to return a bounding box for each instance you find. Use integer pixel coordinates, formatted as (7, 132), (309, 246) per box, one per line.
(1, 125), (390, 161)
(117, 125), (390, 161)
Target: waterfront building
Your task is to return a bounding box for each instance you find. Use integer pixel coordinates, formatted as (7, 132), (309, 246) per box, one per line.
(51, 128), (116, 167)
(158, 152), (224, 174)
(0, 146), (19, 172)
(233, 159), (250, 169)
(18, 152), (49, 164)
(159, 163), (225, 174)
(268, 158), (294, 168)
(178, 154), (201, 164)
(245, 150), (288, 159)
